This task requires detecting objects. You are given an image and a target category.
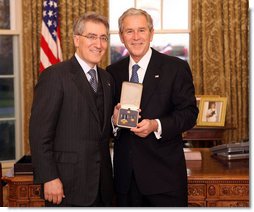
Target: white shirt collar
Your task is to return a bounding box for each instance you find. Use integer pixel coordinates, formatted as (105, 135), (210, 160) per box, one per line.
(129, 48), (152, 83)
(75, 53), (97, 74)
(129, 47), (152, 71)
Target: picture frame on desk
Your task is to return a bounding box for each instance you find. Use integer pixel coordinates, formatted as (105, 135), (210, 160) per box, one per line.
(197, 96), (227, 127)
(195, 95), (220, 125)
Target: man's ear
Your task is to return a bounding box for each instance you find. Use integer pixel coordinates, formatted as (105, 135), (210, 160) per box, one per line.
(119, 33), (124, 44)
(73, 35), (79, 48)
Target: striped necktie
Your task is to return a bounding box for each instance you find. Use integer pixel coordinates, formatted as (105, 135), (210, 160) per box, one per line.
(88, 69), (98, 92)
(130, 64), (140, 83)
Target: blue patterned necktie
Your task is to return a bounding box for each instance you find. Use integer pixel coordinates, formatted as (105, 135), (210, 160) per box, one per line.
(88, 69), (98, 92)
(130, 64), (140, 83)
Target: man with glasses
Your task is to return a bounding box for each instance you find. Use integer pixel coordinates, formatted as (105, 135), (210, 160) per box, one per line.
(29, 12), (114, 207)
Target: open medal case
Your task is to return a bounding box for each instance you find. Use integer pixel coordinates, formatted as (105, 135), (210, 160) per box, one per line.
(117, 81), (143, 128)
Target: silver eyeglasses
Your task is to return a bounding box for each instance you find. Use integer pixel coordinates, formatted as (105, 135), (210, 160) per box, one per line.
(78, 34), (109, 42)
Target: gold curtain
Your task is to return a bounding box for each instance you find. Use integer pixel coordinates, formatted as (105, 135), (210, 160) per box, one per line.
(190, 0), (249, 143)
(22, 0), (109, 153)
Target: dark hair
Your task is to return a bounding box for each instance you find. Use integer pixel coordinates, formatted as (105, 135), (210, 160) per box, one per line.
(208, 101), (216, 108)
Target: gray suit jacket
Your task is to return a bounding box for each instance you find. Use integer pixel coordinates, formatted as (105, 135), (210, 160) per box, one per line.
(29, 56), (114, 206)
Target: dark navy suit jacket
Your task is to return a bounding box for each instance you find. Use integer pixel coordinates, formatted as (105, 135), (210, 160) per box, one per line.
(107, 48), (198, 195)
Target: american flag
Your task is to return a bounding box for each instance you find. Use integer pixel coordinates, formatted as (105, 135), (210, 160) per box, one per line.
(39, 0), (62, 73)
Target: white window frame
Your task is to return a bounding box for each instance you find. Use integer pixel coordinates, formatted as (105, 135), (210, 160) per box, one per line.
(109, 0), (191, 61)
(0, 0), (23, 172)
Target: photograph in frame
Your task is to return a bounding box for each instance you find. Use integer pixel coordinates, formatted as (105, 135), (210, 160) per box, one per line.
(195, 95), (220, 125)
(197, 97), (227, 127)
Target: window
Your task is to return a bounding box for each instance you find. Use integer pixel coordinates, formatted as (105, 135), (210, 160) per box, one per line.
(0, 0), (22, 164)
(109, 0), (190, 63)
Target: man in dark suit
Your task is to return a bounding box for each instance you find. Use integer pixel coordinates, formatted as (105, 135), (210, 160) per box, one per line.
(106, 8), (199, 207)
(29, 12), (114, 207)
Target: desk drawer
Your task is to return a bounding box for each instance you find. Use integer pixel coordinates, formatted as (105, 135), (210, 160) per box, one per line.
(29, 185), (42, 199)
(207, 184), (249, 200)
(188, 184), (206, 201)
(207, 200), (249, 207)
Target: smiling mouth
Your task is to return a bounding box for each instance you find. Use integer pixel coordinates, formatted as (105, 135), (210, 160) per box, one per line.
(90, 49), (102, 54)
(131, 43), (143, 48)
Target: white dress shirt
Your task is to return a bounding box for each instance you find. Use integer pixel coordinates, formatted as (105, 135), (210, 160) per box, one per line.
(75, 53), (98, 83)
(129, 48), (162, 139)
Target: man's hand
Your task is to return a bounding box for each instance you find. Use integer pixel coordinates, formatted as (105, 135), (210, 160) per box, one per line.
(130, 119), (158, 138)
(44, 178), (65, 205)
(112, 103), (121, 125)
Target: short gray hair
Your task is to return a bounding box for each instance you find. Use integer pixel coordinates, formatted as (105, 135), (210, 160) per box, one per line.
(73, 12), (109, 35)
(118, 8), (154, 33)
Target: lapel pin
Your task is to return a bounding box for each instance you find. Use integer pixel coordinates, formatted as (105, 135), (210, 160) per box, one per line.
(155, 75), (159, 78)
(107, 82), (111, 86)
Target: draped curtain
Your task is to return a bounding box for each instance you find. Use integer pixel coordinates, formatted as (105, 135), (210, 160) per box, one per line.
(22, 0), (108, 153)
(190, 0), (249, 143)
(22, 0), (249, 153)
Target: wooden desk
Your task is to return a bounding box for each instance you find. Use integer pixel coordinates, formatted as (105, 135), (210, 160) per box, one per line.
(1, 175), (44, 207)
(187, 148), (249, 207)
(184, 127), (225, 141)
(183, 127), (225, 147)
(2, 149), (249, 207)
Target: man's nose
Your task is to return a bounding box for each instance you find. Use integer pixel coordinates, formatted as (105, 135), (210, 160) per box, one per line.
(133, 31), (140, 39)
(94, 37), (103, 46)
